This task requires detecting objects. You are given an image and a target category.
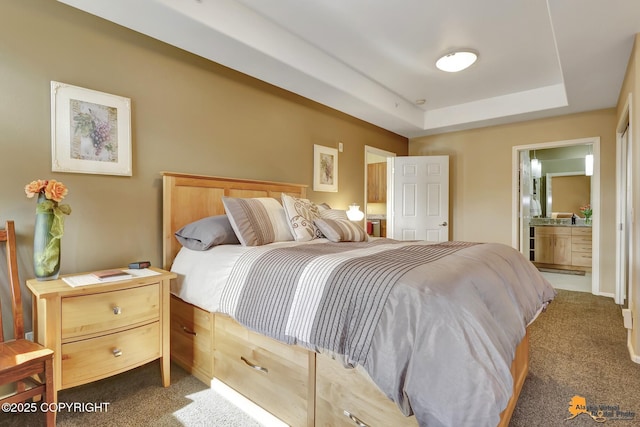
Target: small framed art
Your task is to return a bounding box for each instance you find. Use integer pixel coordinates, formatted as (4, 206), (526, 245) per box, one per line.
(51, 81), (132, 176)
(313, 144), (338, 192)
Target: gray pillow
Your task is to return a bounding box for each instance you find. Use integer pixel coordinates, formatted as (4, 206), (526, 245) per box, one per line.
(314, 218), (368, 243)
(175, 215), (239, 250)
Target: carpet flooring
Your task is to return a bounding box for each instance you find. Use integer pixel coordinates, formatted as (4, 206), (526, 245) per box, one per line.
(510, 290), (640, 426)
(2, 290), (638, 426)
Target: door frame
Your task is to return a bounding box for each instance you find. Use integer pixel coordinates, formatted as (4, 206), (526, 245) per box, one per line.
(364, 145), (395, 221)
(616, 93), (632, 306)
(512, 137), (601, 295)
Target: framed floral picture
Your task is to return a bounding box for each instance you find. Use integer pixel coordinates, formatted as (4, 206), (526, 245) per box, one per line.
(313, 144), (338, 192)
(51, 81), (132, 176)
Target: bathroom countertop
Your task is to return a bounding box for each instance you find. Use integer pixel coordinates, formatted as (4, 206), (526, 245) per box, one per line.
(531, 223), (591, 227)
(366, 215), (386, 220)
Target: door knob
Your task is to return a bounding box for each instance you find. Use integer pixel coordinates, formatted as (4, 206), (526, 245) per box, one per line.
(439, 221), (448, 226)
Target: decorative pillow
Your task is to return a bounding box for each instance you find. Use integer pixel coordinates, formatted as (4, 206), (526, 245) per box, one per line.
(222, 197), (294, 246)
(314, 218), (368, 243)
(316, 202), (332, 212)
(281, 194), (323, 241)
(174, 215), (239, 250)
(319, 208), (349, 221)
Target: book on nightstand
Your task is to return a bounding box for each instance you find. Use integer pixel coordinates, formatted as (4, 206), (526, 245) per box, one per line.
(91, 269), (133, 282)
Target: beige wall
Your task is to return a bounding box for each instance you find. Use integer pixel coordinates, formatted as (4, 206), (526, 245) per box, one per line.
(0, 1), (407, 335)
(617, 35), (639, 360)
(409, 109), (617, 294)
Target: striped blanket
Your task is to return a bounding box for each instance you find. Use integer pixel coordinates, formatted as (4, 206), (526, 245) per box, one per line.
(219, 239), (479, 365)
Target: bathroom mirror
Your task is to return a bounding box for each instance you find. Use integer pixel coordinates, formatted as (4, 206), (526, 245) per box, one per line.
(545, 172), (591, 217)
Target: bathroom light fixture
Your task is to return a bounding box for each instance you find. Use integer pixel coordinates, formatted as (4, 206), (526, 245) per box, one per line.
(346, 204), (364, 221)
(531, 151), (541, 179)
(585, 153), (593, 176)
(436, 50), (478, 72)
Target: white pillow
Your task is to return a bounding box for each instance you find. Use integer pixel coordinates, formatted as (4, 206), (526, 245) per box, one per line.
(222, 197), (293, 246)
(281, 194), (323, 242)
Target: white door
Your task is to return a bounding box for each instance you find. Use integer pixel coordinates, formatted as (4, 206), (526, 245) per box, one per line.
(386, 156), (449, 241)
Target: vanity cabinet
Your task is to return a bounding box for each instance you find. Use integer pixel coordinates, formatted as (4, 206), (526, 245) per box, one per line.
(534, 227), (572, 265)
(532, 226), (592, 270)
(367, 162), (387, 203)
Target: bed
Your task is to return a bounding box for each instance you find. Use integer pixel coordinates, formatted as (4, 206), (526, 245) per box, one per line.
(161, 171), (555, 427)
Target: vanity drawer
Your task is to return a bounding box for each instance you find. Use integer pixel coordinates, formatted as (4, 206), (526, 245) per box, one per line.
(572, 252), (592, 267)
(214, 315), (312, 427)
(535, 226), (571, 236)
(571, 242), (592, 252)
(61, 321), (160, 388)
(61, 284), (160, 340)
(572, 227), (592, 237)
(315, 353), (418, 427)
(170, 295), (214, 381)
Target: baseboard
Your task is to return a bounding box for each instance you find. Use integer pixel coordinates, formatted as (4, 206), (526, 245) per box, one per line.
(210, 378), (288, 427)
(627, 330), (640, 364)
(597, 291), (615, 299)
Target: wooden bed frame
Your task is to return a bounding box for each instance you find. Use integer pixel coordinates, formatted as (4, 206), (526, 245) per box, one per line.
(162, 171), (528, 427)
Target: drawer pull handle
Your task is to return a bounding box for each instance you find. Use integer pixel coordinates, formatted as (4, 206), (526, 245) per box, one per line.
(113, 349), (122, 357)
(240, 356), (268, 374)
(181, 325), (197, 336)
(343, 410), (369, 427)
(113, 306), (122, 315)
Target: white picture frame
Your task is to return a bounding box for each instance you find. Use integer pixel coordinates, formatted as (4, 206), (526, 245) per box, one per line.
(313, 144), (338, 192)
(51, 81), (132, 176)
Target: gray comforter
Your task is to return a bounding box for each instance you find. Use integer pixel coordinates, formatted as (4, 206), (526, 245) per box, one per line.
(219, 239), (556, 427)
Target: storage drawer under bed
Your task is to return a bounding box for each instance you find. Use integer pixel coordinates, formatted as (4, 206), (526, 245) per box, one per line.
(214, 314), (314, 427)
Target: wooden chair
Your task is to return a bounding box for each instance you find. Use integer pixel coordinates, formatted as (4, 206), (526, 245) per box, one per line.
(0, 220), (55, 426)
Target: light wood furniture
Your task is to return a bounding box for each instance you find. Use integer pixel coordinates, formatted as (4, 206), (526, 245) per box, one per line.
(215, 315), (315, 426)
(162, 171), (528, 427)
(0, 221), (55, 427)
(26, 267), (175, 395)
(367, 162), (387, 203)
(571, 227), (593, 268)
(534, 226), (571, 265)
(532, 226), (592, 271)
(170, 294), (215, 383)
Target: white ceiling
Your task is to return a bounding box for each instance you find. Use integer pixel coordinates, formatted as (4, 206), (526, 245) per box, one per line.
(59, 0), (640, 138)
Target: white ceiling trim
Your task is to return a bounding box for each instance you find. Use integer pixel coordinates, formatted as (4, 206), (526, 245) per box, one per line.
(424, 83), (568, 130)
(57, 0), (636, 138)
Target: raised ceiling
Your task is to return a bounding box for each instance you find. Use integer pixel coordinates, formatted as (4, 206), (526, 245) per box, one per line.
(59, 0), (640, 137)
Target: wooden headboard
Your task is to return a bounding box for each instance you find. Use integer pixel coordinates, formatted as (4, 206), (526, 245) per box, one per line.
(162, 172), (307, 269)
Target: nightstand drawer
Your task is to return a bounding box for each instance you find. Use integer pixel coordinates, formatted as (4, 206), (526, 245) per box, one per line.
(214, 315), (312, 427)
(61, 284), (160, 340)
(61, 321), (160, 389)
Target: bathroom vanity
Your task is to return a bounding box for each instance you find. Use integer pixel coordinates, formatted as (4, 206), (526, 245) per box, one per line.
(530, 223), (592, 271)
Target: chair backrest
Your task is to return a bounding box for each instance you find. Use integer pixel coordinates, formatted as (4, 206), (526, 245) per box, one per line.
(0, 220), (24, 342)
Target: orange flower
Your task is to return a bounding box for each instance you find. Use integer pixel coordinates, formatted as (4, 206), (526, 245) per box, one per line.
(44, 180), (68, 202)
(24, 180), (48, 198)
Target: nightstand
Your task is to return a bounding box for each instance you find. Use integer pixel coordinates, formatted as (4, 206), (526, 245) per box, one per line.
(26, 267), (176, 400)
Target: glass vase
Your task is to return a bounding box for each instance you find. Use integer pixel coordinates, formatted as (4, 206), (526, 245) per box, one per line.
(33, 194), (61, 281)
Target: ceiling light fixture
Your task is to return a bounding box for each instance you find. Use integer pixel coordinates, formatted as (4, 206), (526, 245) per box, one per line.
(436, 50), (478, 73)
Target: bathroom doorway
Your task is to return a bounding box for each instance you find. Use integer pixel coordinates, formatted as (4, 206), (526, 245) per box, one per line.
(512, 137), (600, 295)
